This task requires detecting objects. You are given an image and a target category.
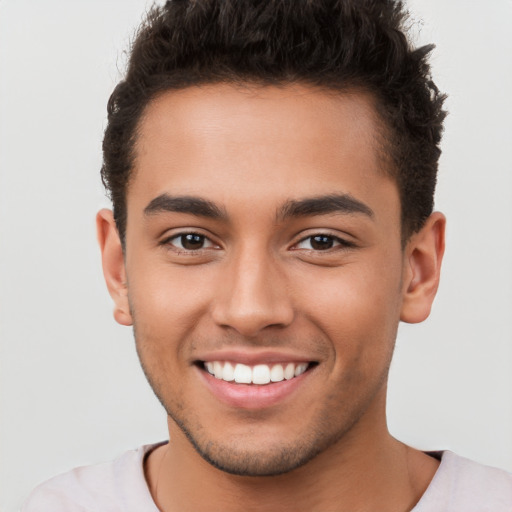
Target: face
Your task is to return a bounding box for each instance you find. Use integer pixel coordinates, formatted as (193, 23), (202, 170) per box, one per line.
(108, 84), (415, 475)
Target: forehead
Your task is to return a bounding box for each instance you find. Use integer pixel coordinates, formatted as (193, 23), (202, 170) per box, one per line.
(130, 83), (395, 215)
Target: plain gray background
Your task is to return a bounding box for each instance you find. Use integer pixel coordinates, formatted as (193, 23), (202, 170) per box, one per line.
(1, 1), (511, 511)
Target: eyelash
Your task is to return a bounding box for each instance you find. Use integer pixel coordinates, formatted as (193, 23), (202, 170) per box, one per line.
(161, 232), (218, 252)
(293, 233), (356, 251)
(161, 231), (355, 253)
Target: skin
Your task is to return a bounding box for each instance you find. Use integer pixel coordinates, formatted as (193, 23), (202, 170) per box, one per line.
(98, 84), (445, 511)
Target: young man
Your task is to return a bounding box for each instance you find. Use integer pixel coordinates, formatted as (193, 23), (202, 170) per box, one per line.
(23, 0), (512, 510)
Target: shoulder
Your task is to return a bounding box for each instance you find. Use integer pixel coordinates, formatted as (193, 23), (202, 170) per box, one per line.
(415, 451), (512, 511)
(21, 444), (161, 512)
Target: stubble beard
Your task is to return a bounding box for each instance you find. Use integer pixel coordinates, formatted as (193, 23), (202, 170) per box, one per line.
(165, 408), (336, 476)
(135, 343), (332, 476)
(143, 373), (372, 477)
(134, 337), (393, 478)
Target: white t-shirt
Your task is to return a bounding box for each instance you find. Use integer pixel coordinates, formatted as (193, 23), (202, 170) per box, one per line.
(22, 444), (512, 511)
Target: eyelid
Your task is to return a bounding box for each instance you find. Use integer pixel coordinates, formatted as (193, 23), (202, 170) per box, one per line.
(291, 231), (357, 251)
(160, 229), (221, 251)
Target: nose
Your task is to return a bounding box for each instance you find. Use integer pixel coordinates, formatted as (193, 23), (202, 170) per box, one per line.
(211, 248), (294, 338)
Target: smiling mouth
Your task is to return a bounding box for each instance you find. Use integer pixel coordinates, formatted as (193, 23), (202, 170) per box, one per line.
(200, 361), (316, 385)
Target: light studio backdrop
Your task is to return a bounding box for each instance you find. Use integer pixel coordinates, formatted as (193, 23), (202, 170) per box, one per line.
(1, 1), (511, 511)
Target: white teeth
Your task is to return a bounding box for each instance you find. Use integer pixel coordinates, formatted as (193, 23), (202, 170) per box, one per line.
(204, 361), (310, 385)
(234, 363), (252, 384)
(294, 363), (308, 377)
(222, 361), (235, 381)
(213, 361), (223, 379)
(284, 362), (295, 380)
(270, 364), (284, 382)
(252, 364), (271, 385)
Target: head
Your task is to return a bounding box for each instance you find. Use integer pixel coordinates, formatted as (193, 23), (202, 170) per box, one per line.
(101, 0), (446, 246)
(98, 0), (446, 477)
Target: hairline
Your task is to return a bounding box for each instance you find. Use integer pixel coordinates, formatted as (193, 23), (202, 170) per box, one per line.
(118, 79), (412, 248)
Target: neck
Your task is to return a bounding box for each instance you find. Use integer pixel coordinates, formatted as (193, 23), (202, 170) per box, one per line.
(146, 405), (438, 512)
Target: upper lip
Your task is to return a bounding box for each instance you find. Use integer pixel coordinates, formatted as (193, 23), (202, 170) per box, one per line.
(194, 349), (318, 365)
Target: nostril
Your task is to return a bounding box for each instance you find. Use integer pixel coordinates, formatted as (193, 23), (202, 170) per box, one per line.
(211, 305), (295, 338)
(210, 267), (294, 336)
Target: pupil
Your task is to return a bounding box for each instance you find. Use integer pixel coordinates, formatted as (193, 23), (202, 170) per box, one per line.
(311, 235), (333, 250)
(181, 234), (204, 250)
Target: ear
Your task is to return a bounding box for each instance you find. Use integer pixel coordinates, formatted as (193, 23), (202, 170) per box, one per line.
(400, 212), (446, 324)
(96, 209), (133, 326)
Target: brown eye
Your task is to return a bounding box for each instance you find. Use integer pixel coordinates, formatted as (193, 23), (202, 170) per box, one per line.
(294, 234), (354, 251)
(310, 235), (334, 250)
(180, 233), (206, 250)
(165, 232), (217, 251)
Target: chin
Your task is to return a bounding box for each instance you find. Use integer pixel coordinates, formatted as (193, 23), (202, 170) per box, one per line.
(186, 434), (322, 477)
(167, 407), (349, 477)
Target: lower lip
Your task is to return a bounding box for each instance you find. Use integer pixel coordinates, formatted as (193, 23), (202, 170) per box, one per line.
(198, 366), (313, 409)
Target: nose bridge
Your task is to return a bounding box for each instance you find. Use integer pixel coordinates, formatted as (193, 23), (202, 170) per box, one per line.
(212, 241), (294, 336)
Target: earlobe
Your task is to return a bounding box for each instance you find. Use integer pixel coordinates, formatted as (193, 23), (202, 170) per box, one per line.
(96, 209), (133, 326)
(400, 212), (446, 324)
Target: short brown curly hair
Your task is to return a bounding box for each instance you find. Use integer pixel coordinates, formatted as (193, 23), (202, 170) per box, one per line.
(101, 0), (447, 244)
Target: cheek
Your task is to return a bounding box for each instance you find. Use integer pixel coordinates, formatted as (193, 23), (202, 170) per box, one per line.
(127, 261), (213, 331)
(295, 259), (403, 364)
(128, 265), (210, 394)
(126, 265), (218, 386)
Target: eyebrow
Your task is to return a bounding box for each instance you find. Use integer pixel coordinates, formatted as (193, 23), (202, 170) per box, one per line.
(278, 194), (374, 220)
(143, 192), (374, 222)
(143, 194), (227, 219)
